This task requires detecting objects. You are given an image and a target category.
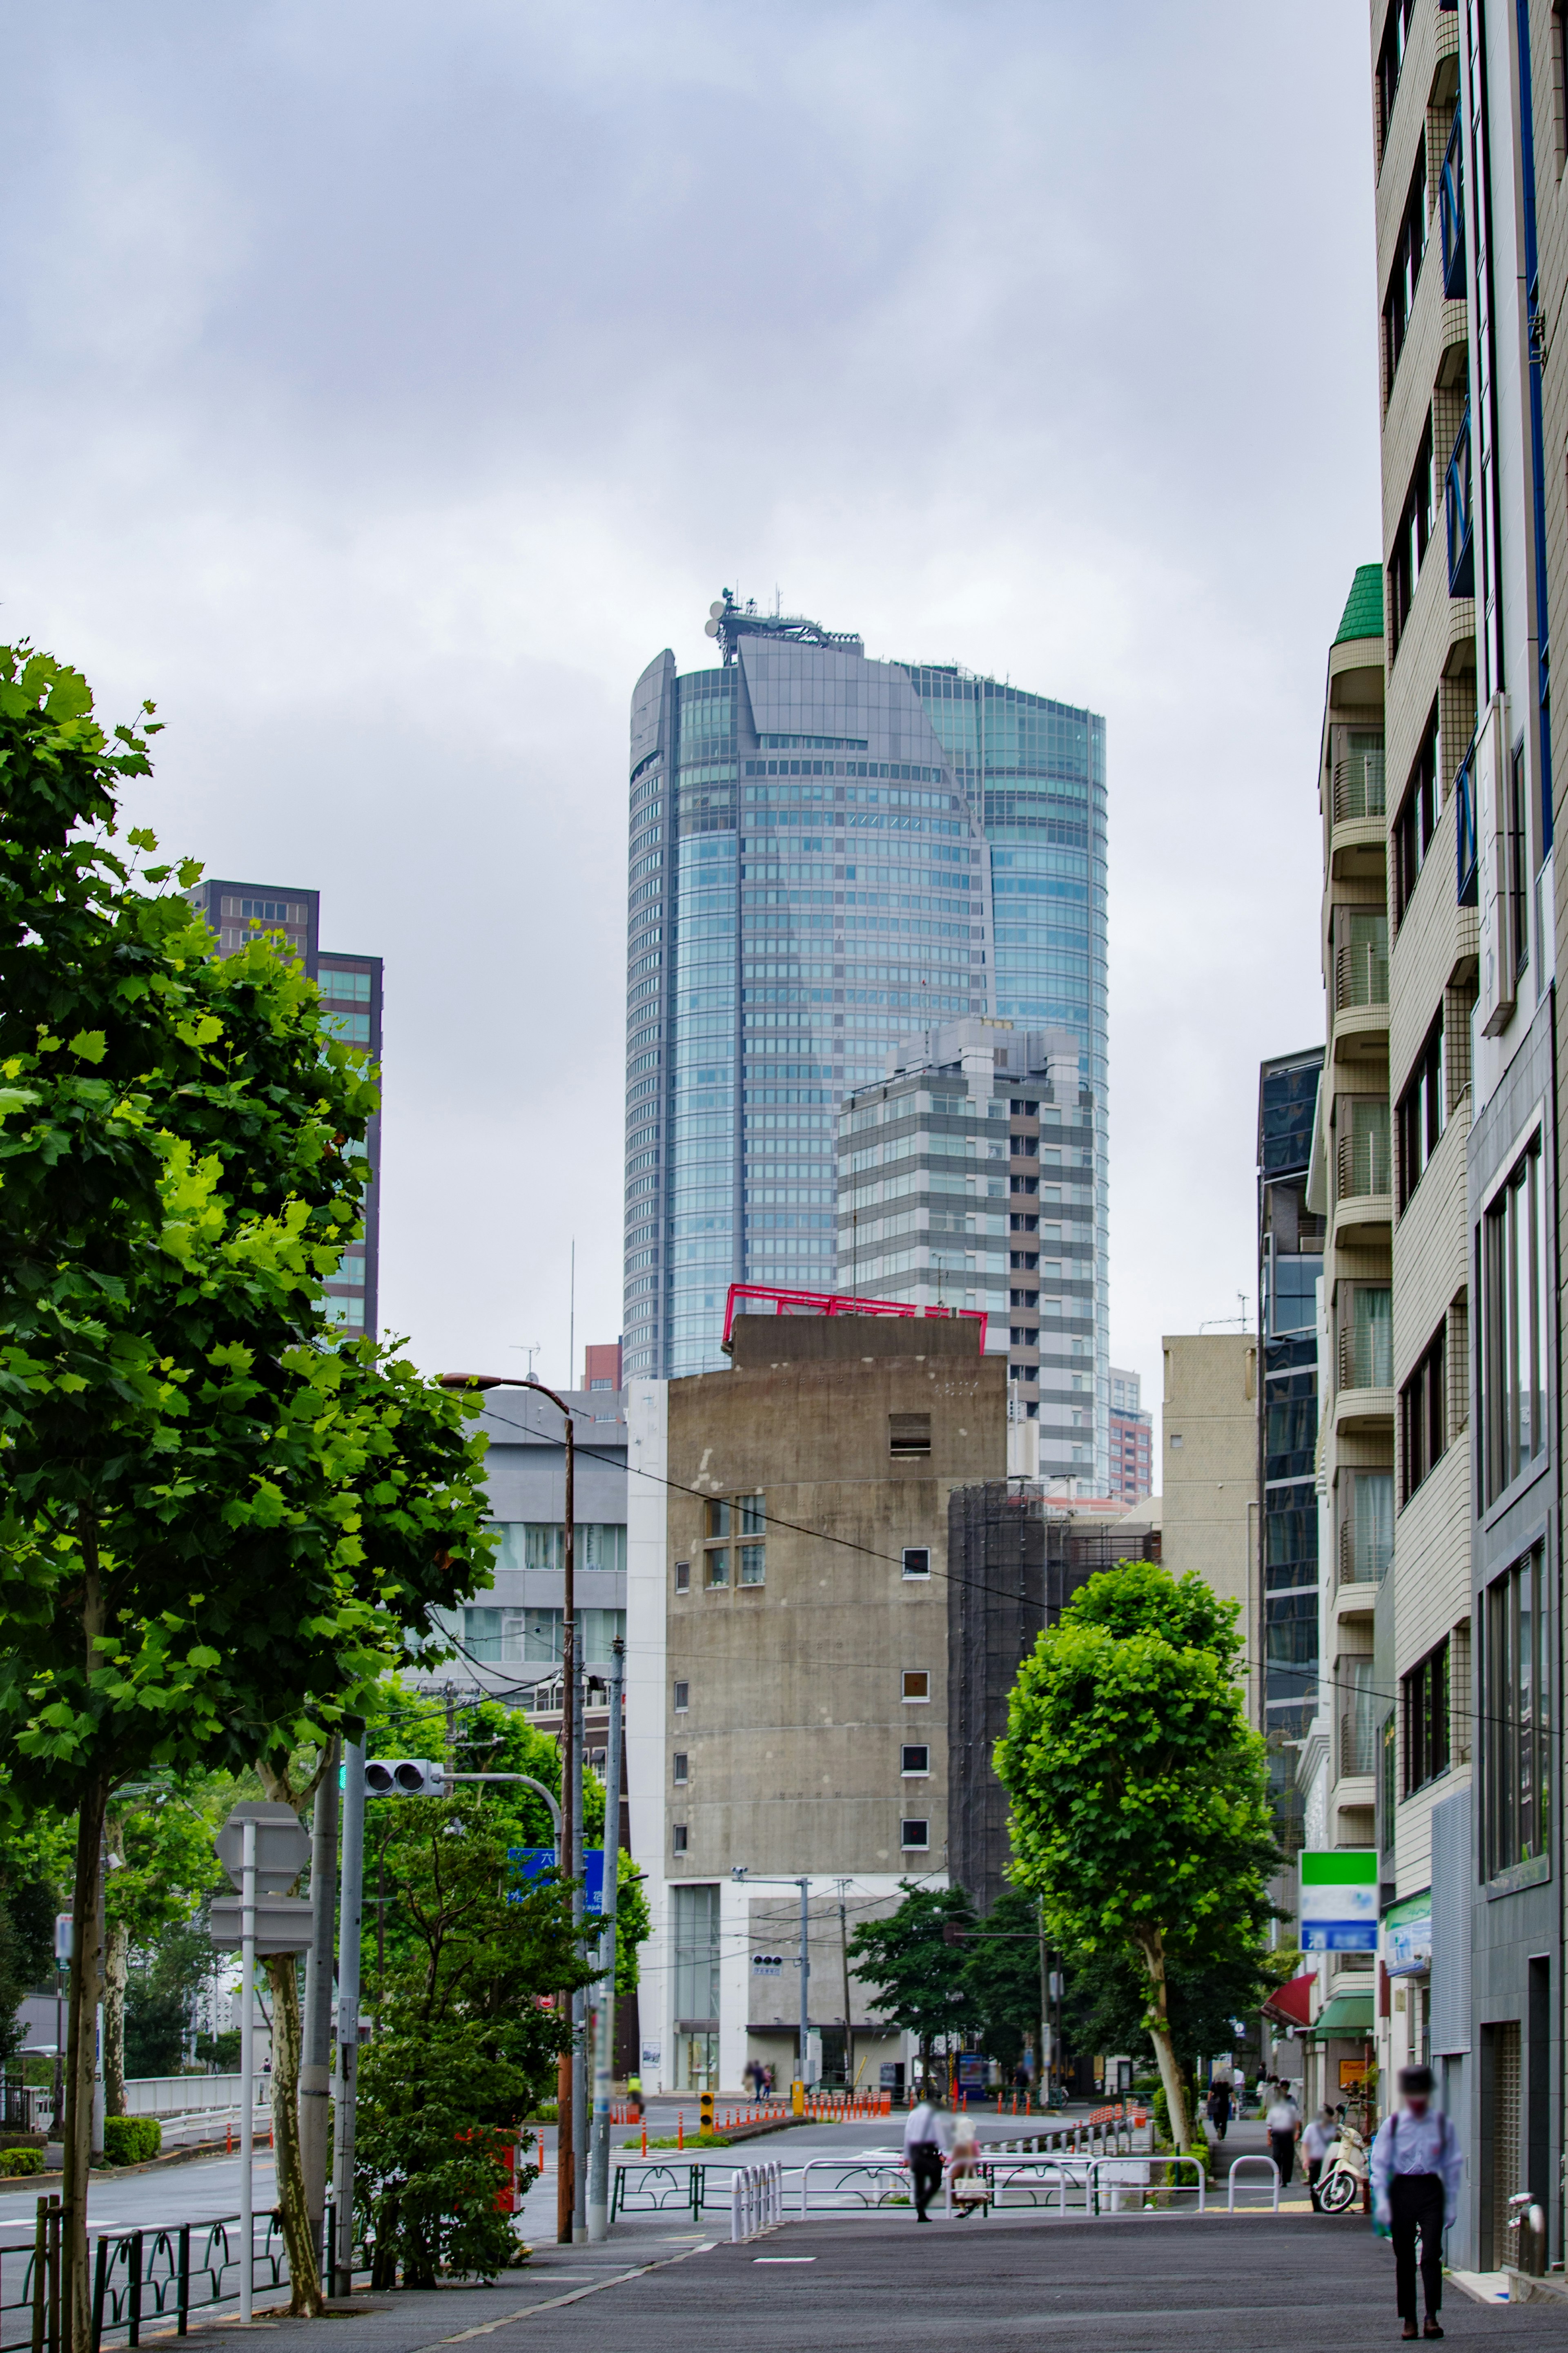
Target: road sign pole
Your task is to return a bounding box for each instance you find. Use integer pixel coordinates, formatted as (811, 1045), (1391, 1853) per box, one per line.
(333, 1740), (366, 2297)
(300, 1741), (339, 2275)
(239, 1819), (256, 2326)
(586, 1638), (624, 2243)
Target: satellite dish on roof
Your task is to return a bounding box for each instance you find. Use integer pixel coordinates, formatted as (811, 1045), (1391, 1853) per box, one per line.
(704, 618), (720, 637)
(709, 601), (726, 619)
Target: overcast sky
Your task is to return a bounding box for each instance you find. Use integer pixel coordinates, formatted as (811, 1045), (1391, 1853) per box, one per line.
(2, 1), (1379, 1436)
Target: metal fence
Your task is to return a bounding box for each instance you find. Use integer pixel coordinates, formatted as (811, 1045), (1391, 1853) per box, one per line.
(0, 2201), (302, 2353)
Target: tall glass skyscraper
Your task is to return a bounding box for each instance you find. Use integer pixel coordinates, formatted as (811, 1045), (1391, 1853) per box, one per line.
(623, 596), (1107, 1478)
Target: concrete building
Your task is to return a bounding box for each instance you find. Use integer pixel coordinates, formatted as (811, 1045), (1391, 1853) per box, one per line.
(621, 595), (1109, 1487)
(835, 1016), (1099, 1483)
(1159, 1334), (1259, 1670)
(1109, 1367), (1153, 1506)
(584, 1341), (623, 1392)
(189, 879), (383, 1338)
(625, 1310), (1005, 2095)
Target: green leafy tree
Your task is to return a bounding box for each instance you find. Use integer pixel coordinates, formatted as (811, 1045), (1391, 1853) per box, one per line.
(962, 1886), (1044, 2080)
(0, 646), (496, 2341)
(355, 1791), (596, 2284)
(996, 1563), (1276, 2153)
(0, 1817), (69, 2071)
(104, 1781), (232, 2109)
(846, 1881), (977, 2085)
(124, 1916), (221, 2079)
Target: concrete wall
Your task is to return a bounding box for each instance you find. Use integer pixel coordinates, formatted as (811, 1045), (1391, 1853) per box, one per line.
(1160, 1334), (1258, 1654)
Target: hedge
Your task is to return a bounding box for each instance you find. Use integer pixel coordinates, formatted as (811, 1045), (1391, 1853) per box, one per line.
(0, 2149), (44, 2177)
(103, 2117), (162, 2166)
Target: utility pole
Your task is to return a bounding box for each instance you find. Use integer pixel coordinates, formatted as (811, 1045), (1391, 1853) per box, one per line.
(586, 1638), (624, 2242)
(438, 1373), (577, 2246)
(332, 1740), (366, 2297)
(239, 1820), (256, 2326)
(570, 1648), (587, 2244)
(836, 1883), (855, 2090)
(299, 1738), (339, 2273)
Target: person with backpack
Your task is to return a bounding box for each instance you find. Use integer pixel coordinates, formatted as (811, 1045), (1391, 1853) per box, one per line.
(1369, 2066), (1464, 2340)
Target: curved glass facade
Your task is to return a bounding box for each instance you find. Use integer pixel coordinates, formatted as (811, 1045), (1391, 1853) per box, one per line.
(623, 621), (1107, 1484)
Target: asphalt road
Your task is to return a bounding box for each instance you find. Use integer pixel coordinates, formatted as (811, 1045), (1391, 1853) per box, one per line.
(137, 2210), (1562, 2353)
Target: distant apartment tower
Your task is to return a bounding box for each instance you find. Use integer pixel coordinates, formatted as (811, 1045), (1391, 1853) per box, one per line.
(834, 1017), (1097, 1480)
(622, 597), (1108, 1484)
(189, 880), (383, 1338)
(584, 1341), (624, 1392)
(1108, 1367), (1152, 1505)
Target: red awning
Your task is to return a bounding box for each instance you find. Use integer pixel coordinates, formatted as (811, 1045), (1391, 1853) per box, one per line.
(1261, 1972), (1315, 2030)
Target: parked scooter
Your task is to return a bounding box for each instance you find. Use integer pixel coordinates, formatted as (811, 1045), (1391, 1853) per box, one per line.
(1316, 2111), (1370, 2213)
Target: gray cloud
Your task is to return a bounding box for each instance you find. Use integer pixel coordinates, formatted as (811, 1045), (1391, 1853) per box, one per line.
(0, 0), (1376, 1412)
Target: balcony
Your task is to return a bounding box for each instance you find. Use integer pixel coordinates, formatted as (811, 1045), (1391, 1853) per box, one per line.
(1339, 1321), (1392, 1391)
(1334, 1100), (1392, 1234)
(1446, 406), (1474, 598)
(1439, 107), (1464, 299)
(1338, 1519), (1391, 1589)
(1333, 925), (1390, 1061)
(1333, 746), (1386, 824)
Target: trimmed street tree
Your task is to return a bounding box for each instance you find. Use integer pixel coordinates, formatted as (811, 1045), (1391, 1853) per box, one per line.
(0, 646), (495, 2342)
(996, 1563), (1275, 2154)
(846, 1881), (978, 2087)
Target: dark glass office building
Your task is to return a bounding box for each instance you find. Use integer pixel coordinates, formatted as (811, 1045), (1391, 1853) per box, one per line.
(1256, 1048), (1325, 1835)
(189, 879), (383, 1338)
(622, 597), (1107, 1479)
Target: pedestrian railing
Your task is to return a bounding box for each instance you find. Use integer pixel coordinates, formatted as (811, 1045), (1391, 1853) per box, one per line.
(0, 2204), (302, 2353)
(728, 2164), (784, 2243)
(609, 2163), (713, 2222)
(1226, 2155), (1280, 2212)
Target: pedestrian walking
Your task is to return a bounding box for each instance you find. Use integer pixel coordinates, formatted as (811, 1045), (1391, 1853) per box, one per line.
(1370, 2066), (1463, 2340)
(903, 2087), (949, 2223)
(947, 2112), (987, 2218)
(1265, 2085), (1301, 2187)
(1205, 2077), (1232, 2144)
(1301, 2103), (1336, 2211)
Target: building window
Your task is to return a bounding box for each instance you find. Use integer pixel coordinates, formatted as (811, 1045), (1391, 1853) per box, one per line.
(1403, 1638), (1450, 1795)
(1341, 1286), (1393, 1390)
(1555, 0), (1568, 174)
(902, 1744), (930, 1775)
(1400, 1323), (1447, 1504)
(672, 1824), (688, 1855)
(673, 1752), (689, 1784)
(737, 1494), (766, 1536)
(1510, 746), (1531, 979)
(738, 1543), (765, 1586)
(1376, 0), (1416, 152)
(889, 1412), (931, 1457)
(1382, 139), (1428, 393)
(1480, 1129), (1549, 1503)
(902, 1671), (930, 1703)
(901, 1547), (931, 1579)
(1393, 709), (1439, 923)
(1388, 415), (1434, 658)
(705, 1499), (731, 1538)
(675, 1559), (691, 1593)
(1396, 1015), (1444, 1211)
(706, 1548), (730, 1588)
(1480, 1547), (1551, 1880)
(900, 1818), (930, 1850)
(673, 1680), (689, 1713)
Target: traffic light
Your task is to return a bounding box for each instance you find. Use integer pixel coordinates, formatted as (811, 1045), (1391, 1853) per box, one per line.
(699, 2091), (714, 2132)
(364, 1758), (447, 1798)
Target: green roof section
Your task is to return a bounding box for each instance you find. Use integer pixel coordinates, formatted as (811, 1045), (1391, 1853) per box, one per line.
(1334, 563), (1385, 645)
(1309, 1993), (1375, 2038)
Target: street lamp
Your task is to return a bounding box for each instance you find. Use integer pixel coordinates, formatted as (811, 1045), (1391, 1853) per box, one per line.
(732, 1869), (813, 2107)
(443, 1373), (583, 2246)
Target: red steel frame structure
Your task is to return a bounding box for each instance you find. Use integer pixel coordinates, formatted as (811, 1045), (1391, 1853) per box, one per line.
(722, 1281), (987, 1351)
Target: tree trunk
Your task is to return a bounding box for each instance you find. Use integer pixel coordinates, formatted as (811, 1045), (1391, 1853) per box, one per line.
(1134, 1927), (1191, 2153)
(102, 1920), (128, 2119)
(63, 1530), (107, 2353)
(63, 1773), (107, 2353)
(265, 1952), (323, 2314)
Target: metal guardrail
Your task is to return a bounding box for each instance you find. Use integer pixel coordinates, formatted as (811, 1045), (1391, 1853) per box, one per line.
(0, 2206), (302, 2353)
(1227, 2155), (1280, 2211)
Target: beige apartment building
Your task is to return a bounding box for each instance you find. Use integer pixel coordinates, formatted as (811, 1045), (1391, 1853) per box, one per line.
(1160, 1334), (1257, 1672)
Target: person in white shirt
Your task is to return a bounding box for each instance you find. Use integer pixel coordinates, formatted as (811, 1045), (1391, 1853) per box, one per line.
(902, 2088), (950, 2222)
(1265, 2087), (1301, 2186)
(1369, 2065), (1463, 2340)
(1301, 2104), (1337, 2211)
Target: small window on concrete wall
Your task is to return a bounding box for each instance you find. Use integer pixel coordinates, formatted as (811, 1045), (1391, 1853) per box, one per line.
(673, 1681), (689, 1713)
(889, 1412), (931, 1457)
(902, 1548), (931, 1579)
(902, 1671), (930, 1703)
(674, 1559), (690, 1593)
(900, 1818), (930, 1850)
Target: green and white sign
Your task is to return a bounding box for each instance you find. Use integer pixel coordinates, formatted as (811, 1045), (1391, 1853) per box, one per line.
(1300, 1849), (1378, 1952)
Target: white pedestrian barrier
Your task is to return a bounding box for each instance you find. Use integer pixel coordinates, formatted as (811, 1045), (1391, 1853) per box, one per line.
(1226, 2155), (1279, 2212)
(731, 2160), (784, 2242)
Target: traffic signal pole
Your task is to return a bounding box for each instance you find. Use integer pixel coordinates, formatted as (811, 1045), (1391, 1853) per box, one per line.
(586, 1637), (624, 2243)
(332, 1739), (366, 2297)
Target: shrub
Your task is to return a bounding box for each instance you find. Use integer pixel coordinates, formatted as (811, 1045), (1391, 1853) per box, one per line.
(102, 2116), (161, 2166)
(0, 2148), (43, 2176)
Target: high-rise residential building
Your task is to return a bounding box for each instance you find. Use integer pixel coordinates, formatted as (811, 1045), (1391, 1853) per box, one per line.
(834, 1017), (1098, 1481)
(189, 880), (382, 1337)
(622, 598), (1109, 1486)
(1256, 1049), (1325, 1819)
(1108, 1366), (1153, 1505)
(1159, 1334), (1259, 1673)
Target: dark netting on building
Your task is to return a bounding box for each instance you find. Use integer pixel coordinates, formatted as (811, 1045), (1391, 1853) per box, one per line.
(946, 1483), (1159, 1913)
